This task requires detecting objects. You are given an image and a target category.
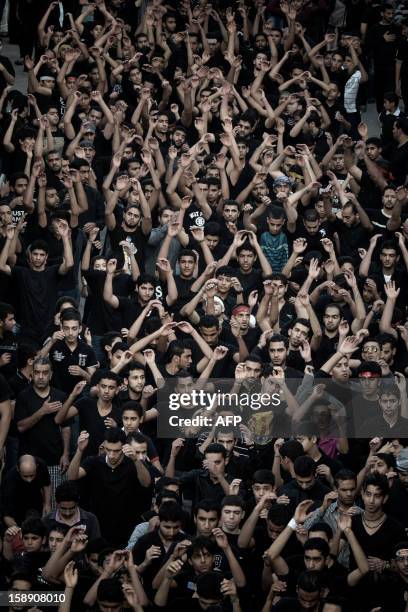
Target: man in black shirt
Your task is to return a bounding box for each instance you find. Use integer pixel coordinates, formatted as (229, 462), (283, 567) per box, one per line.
(55, 370), (122, 457)
(277, 456), (332, 511)
(41, 308), (98, 395)
(67, 428), (151, 546)
(0, 228), (74, 344)
(14, 356), (70, 497)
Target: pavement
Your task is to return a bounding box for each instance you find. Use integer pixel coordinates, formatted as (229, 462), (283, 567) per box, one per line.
(1, 38), (382, 136)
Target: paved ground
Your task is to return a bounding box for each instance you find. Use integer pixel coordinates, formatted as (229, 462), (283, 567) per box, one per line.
(2, 38), (382, 136)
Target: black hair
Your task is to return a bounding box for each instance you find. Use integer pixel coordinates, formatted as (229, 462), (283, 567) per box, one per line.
(199, 315), (219, 329)
(309, 522), (333, 539)
(122, 401), (144, 418)
(297, 570), (324, 593)
(194, 499), (221, 517)
(267, 504), (291, 524)
(97, 578), (124, 604)
(205, 443), (227, 459)
(136, 274), (156, 288)
(294, 455), (316, 477)
(60, 308), (81, 324)
(21, 517), (46, 538)
(379, 383), (401, 401)
(333, 469), (356, 488)
(178, 248), (198, 263)
(55, 296), (78, 312)
(94, 369), (121, 386)
(304, 537), (330, 557)
(196, 572), (223, 600)
(104, 428), (126, 444)
(55, 481), (80, 504)
(187, 536), (217, 559)
(268, 333), (289, 349)
(0, 302), (15, 321)
(158, 501), (185, 523)
(28, 240), (49, 255)
(253, 469), (275, 486)
(361, 472), (389, 496)
(17, 343), (38, 369)
(126, 432), (148, 446)
(280, 439), (304, 461)
(375, 452), (396, 469)
(221, 495), (244, 509)
(155, 476), (180, 495)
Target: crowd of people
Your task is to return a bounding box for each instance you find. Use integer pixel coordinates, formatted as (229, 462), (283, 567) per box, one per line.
(0, 0), (407, 610)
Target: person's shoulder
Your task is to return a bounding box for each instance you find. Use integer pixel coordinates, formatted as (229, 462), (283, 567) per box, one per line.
(50, 387), (67, 401)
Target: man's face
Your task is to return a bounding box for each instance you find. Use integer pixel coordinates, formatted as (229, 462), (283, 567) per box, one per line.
(304, 219), (320, 235)
(94, 257), (106, 272)
(267, 520), (285, 540)
(323, 307), (341, 332)
(19, 464), (37, 483)
(47, 153), (62, 171)
(238, 249), (255, 273)
(245, 360), (262, 381)
(361, 341), (380, 362)
(190, 548), (214, 574)
(122, 411), (140, 433)
(237, 120), (252, 138)
(199, 325), (219, 347)
(398, 471), (408, 489)
(62, 319), (80, 344)
(366, 144), (381, 160)
(297, 588), (321, 610)
(383, 189), (396, 210)
(104, 441), (123, 466)
(179, 255), (195, 278)
(380, 248), (397, 270)
(330, 53), (343, 71)
(252, 483), (274, 503)
(1, 311), (16, 332)
(160, 520), (181, 541)
(216, 433), (235, 456)
(131, 441), (148, 461)
(123, 207), (141, 229)
(137, 282), (155, 304)
(395, 549), (408, 578)
(172, 129), (186, 147)
(234, 309), (250, 330)
(13, 178), (28, 195)
(47, 108), (59, 126)
(341, 207), (357, 227)
(272, 280), (286, 299)
(205, 451), (225, 475)
(217, 274), (232, 293)
(267, 217), (285, 235)
(205, 234), (220, 250)
(195, 509), (219, 537)
(180, 349), (193, 370)
(268, 341), (287, 366)
(336, 479), (356, 507)
(304, 548), (326, 571)
(267, 29), (282, 45)
(332, 153), (345, 172)
(156, 114), (169, 134)
(221, 505), (244, 533)
(289, 323), (309, 347)
(362, 484), (386, 513)
(33, 364), (52, 389)
(207, 185), (220, 203)
(23, 533), (43, 553)
(58, 500), (78, 520)
(97, 378), (118, 402)
(379, 393), (400, 419)
(296, 436), (315, 454)
(223, 204), (239, 222)
(295, 473), (315, 490)
(380, 342), (395, 364)
(128, 369), (146, 393)
(326, 83), (339, 101)
(382, 8), (394, 23)
(48, 530), (65, 553)
(79, 165), (90, 183)
(0, 205), (12, 227)
(253, 181), (268, 199)
(331, 356), (350, 381)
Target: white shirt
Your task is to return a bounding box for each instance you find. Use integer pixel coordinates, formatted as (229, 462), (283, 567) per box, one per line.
(344, 70), (361, 113)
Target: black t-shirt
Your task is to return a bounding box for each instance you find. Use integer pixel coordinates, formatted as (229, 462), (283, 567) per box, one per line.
(83, 269), (133, 335)
(0, 331), (18, 379)
(108, 224), (149, 272)
(74, 397), (123, 456)
(49, 339), (98, 394)
(329, 218), (372, 257)
(80, 454), (147, 546)
(349, 513), (406, 568)
(11, 264), (62, 341)
(117, 296), (145, 329)
(2, 458), (50, 524)
(14, 385), (67, 465)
